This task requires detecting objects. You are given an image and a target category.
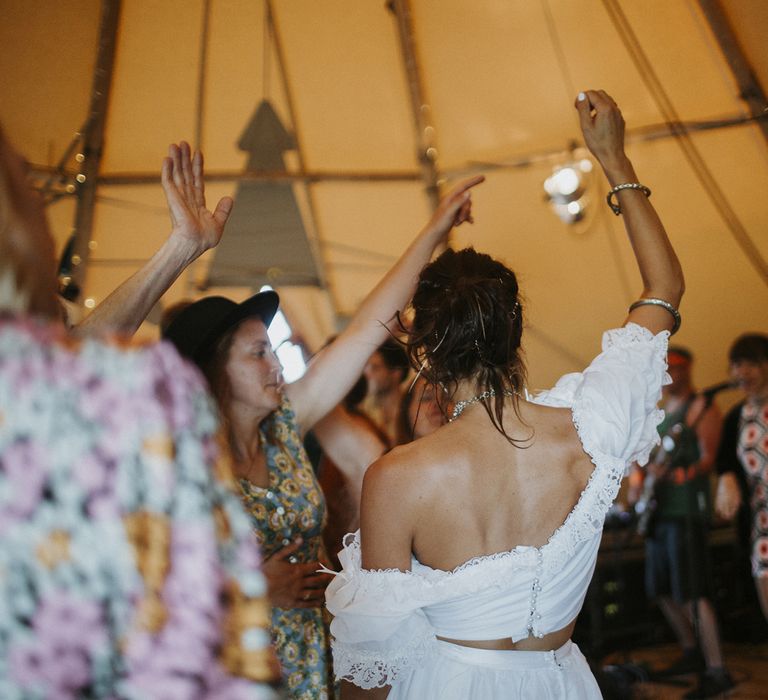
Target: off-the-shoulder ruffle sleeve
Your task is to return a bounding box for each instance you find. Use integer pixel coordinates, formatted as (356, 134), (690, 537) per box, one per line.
(534, 323), (670, 468)
(325, 533), (438, 689)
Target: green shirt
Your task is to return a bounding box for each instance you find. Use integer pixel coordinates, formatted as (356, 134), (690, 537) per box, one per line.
(655, 399), (710, 519)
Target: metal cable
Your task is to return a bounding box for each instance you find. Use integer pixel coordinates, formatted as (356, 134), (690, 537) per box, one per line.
(541, 0), (578, 105)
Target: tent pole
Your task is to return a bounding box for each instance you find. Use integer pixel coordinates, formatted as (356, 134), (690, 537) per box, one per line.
(698, 0), (768, 145)
(70, 0), (121, 296)
(194, 0), (212, 152)
(32, 114), (763, 187)
(389, 0), (441, 214)
(265, 0), (332, 301)
(603, 0), (768, 286)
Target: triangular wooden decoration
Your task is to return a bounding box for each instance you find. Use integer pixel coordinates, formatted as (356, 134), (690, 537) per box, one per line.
(208, 99), (320, 288)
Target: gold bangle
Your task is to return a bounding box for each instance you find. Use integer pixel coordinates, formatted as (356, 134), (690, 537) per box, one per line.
(607, 182), (651, 215)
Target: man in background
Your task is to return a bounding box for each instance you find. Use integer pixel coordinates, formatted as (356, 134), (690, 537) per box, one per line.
(630, 347), (733, 699)
(362, 339), (409, 445)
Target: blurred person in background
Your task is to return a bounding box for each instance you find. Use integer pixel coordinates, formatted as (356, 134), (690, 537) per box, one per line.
(716, 333), (768, 624)
(628, 347), (731, 698)
(317, 373), (447, 570)
(395, 375), (446, 446)
(0, 127), (277, 698)
(362, 339), (410, 445)
(316, 374), (389, 570)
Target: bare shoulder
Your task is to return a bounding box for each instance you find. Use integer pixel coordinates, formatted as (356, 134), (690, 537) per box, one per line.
(363, 437), (436, 500)
(361, 431), (452, 528)
(520, 400), (583, 454)
(360, 441), (437, 570)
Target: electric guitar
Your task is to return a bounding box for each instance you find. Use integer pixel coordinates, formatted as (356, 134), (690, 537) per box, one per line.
(634, 423), (684, 537)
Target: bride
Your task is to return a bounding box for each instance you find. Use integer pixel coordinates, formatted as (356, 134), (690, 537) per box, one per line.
(325, 90), (684, 698)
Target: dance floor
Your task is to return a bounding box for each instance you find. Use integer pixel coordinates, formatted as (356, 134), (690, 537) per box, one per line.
(602, 642), (768, 699)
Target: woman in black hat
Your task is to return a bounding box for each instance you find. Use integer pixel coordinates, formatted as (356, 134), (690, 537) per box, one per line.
(162, 146), (483, 698)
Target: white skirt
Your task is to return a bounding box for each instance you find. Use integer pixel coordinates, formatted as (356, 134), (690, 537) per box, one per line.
(388, 640), (602, 699)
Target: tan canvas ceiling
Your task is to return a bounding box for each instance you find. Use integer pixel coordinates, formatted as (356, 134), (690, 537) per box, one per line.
(2, 0), (766, 395)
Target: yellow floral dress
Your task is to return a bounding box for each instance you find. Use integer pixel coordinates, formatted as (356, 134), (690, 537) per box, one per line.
(238, 397), (332, 699)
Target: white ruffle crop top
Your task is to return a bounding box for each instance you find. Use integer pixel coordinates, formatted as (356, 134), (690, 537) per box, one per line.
(325, 324), (670, 689)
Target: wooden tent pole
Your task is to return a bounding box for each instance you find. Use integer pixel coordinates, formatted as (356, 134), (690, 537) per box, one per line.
(389, 0), (441, 213)
(70, 0), (121, 294)
(698, 0), (768, 145)
(603, 0), (768, 286)
(265, 0), (331, 297)
(194, 0), (212, 152)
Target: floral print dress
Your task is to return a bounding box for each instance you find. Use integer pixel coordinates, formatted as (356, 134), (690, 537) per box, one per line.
(0, 316), (276, 699)
(238, 397), (332, 699)
(737, 398), (768, 577)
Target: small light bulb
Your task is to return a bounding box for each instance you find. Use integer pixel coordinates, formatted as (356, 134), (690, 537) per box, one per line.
(567, 201), (582, 215)
(551, 167), (580, 195)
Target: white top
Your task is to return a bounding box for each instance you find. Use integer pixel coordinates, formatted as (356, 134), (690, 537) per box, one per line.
(324, 324), (670, 689)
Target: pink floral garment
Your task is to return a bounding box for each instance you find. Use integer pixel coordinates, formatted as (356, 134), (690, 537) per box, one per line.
(0, 316), (276, 699)
(737, 398), (768, 577)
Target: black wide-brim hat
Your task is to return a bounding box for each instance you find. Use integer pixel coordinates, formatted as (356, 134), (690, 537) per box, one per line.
(162, 290), (279, 366)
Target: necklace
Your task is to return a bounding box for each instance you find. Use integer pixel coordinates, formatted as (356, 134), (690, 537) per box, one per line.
(450, 389), (516, 422)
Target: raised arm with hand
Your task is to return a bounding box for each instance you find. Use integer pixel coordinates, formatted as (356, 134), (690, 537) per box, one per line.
(287, 175), (484, 432)
(74, 142), (232, 337)
(576, 90), (684, 334)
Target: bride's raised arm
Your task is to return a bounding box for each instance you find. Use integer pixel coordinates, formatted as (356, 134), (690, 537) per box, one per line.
(576, 90), (684, 335)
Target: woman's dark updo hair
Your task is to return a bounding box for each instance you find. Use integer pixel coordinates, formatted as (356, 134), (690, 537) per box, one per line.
(403, 247), (530, 445)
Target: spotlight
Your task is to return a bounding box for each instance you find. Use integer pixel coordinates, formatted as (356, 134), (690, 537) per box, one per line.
(543, 159), (593, 225)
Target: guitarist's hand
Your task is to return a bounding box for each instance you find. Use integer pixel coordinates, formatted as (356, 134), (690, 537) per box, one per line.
(647, 460), (670, 480)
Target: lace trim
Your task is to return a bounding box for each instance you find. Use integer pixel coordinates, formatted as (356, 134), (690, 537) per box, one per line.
(603, 322), (669, 349)
(339, 532), (540, 587)
(332, 630), (437, 689)
(541, 325), (668, 569)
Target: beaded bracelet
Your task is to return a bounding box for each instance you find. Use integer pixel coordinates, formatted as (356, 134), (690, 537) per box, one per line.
(606, 182), (651, 215)
(628, 297), (681, 335)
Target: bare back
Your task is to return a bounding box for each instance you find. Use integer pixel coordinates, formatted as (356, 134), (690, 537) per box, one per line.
(378, 398), (593, 573)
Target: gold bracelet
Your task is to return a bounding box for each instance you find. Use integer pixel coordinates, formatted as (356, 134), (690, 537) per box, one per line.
(607, 182), (651, 215)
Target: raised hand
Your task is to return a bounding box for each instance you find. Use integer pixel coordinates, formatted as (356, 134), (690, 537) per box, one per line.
(572, 89), (684, 334)
(423, 175), (485, 241)
(261, 539), (333, 609)
(161, 141), (233, 257)
(574, 90), (626, 169)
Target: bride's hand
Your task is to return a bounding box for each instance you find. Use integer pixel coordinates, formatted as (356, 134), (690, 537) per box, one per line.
(574, 90), (627, 170)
